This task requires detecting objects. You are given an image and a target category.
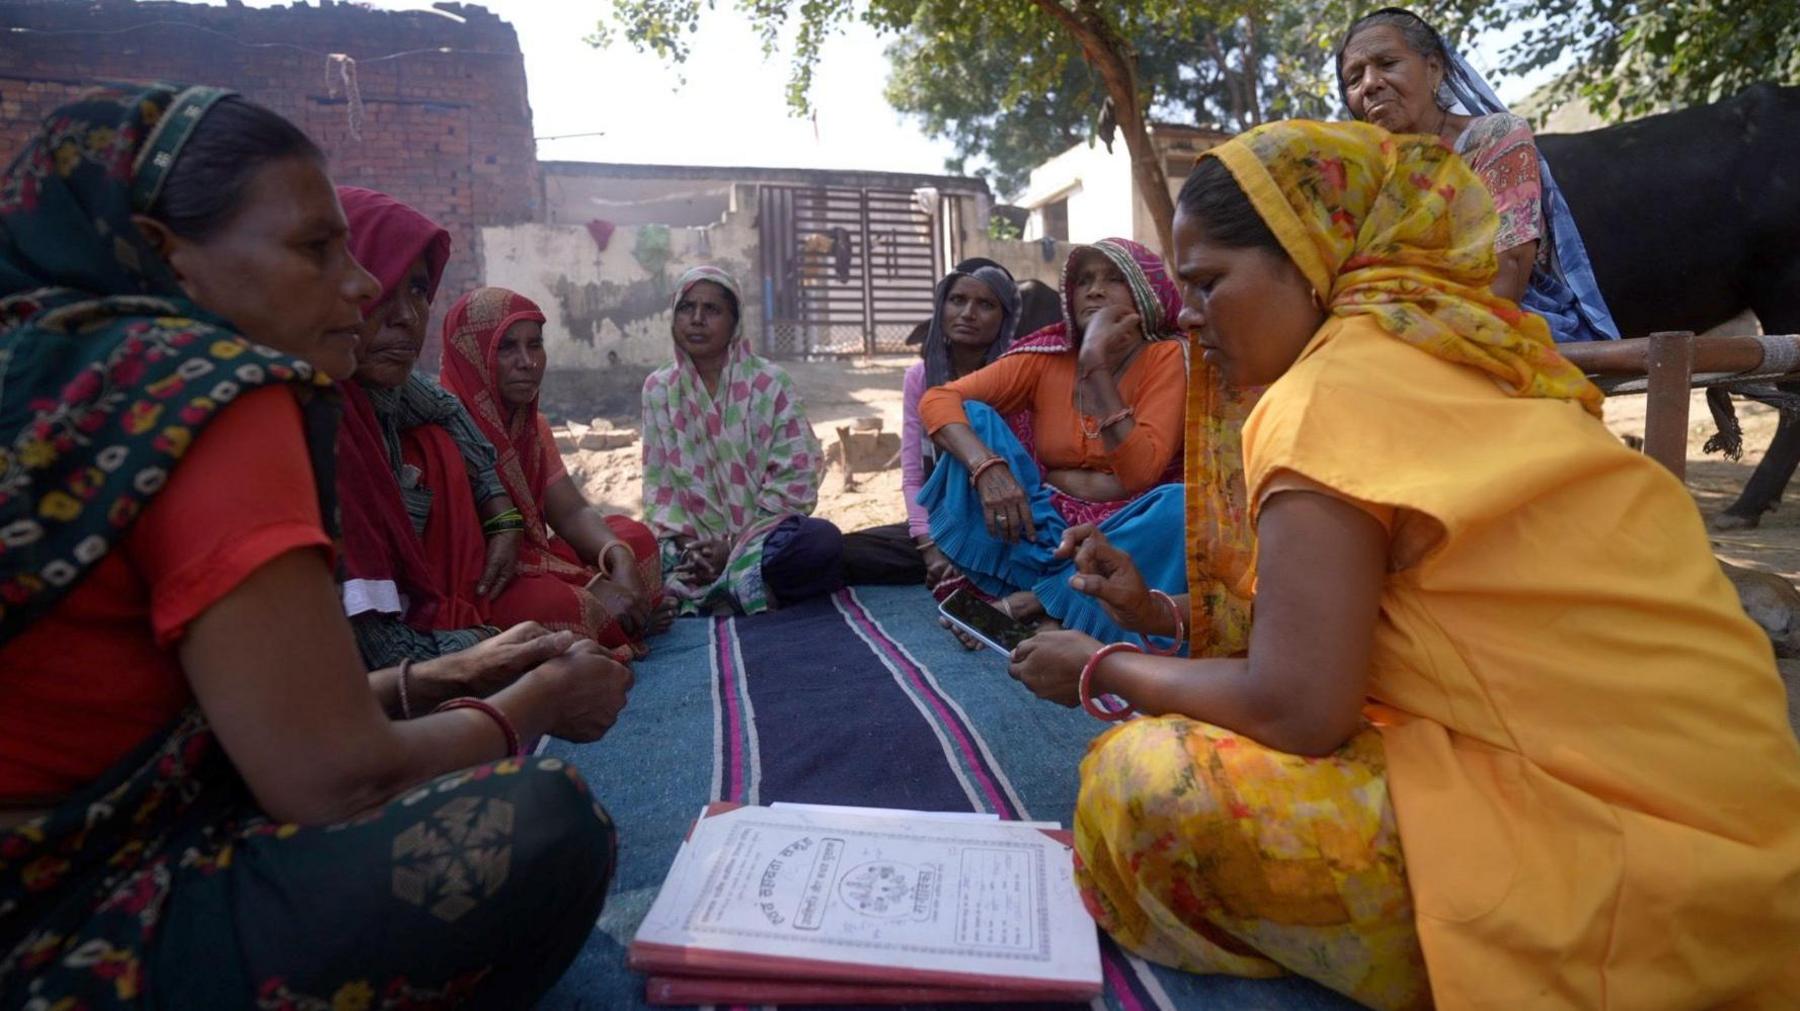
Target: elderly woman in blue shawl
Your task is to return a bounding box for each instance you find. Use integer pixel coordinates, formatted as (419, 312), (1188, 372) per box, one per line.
(1337, 5), (1621, 344)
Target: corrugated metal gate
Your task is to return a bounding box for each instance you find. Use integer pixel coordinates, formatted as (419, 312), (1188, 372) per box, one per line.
(757, 184), (958, 356)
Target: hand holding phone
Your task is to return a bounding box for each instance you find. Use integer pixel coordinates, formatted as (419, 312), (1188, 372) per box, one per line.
(937, 588), (1035, 656)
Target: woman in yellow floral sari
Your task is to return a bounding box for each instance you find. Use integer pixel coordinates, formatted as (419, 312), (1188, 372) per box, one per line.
(1010, 120), (1800, 1008)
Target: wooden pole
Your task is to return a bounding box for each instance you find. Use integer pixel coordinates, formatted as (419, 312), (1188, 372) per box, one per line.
(1560, 333), (1766, 376)
(1643, 330), (1695, 480)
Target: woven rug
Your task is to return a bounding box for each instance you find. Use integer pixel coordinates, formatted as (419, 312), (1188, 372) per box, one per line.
(538, 585), (1355, 1010)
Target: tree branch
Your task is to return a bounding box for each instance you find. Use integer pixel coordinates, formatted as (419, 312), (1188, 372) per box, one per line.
(1203, 30), (1241, 130)
(1242, 13), (1261, 126)
(1025, 0), (1176, 257)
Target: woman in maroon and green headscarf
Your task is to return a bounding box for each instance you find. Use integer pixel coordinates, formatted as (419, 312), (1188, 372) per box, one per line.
(0, 84), (627, 1008)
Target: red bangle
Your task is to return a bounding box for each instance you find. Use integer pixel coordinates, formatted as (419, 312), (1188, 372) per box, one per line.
(1079, 642), (1141, 722)
(1141, 590), (1186, 657)
(969, 455), (1009, 484)
(435, 697), (523, 757)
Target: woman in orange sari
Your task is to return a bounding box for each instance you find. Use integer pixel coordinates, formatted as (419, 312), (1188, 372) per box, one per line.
(1009, 119), (1800, 1008)
(441, 287), (666, 655)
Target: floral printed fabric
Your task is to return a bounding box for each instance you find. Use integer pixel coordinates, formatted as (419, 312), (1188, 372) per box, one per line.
(1454, 113), (1545, 257)
(0, 83), (335, 643)
(640, 266), (823, 614)
(1208, 120), (1602, 416)
(3, 710), (615, 1007)
(1182, 367), (1260, 657)
(1075, 718), (1428, 1010)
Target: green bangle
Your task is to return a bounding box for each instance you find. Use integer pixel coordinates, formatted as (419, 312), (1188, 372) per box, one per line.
(481, 508), (525, 536)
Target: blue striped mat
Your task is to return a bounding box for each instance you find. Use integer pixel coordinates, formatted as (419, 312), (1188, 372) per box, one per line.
(537, 585), (1354, 1010)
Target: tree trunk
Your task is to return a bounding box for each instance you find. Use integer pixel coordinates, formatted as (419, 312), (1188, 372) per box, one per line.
(1029, 0), (1178, 261)
(1204, 30), (1246, 131)
(1242, 14), (1262, 126)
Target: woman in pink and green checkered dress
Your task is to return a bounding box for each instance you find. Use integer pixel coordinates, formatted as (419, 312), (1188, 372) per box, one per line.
(640, 266), (845, 615)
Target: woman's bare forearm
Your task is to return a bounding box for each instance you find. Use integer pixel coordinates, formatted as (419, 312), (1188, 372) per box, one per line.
(1075, 368), (1137, 449)
(1090, 652), (1357, 756)
(930, 422), (999, 469)
(182, 550), (563, 825)
(545, 476), (623, 568)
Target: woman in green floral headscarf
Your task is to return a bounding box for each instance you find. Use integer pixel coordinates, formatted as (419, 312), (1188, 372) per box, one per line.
(0, 83), (630, 1007)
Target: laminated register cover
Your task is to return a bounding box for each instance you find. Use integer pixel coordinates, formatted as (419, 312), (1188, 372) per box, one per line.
(628, 803), (1103, 1005)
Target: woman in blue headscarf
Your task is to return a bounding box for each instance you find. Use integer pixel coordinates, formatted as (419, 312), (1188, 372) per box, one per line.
(1336, 6), (1621, 343)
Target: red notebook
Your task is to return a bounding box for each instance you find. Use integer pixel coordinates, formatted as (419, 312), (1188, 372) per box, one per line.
(627, 803), (1102, 1006)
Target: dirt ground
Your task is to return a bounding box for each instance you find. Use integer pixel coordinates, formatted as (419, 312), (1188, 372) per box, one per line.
(1603, 390), (1800, 581)
(563, 358), (1800, 582)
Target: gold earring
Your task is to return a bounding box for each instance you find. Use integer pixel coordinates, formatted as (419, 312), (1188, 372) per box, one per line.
(1309, 286), (1327, 311)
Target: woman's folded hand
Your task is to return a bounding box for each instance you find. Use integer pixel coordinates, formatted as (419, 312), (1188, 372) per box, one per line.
(584, 572), (649, 638)
(1077, 305), (1144, 376)
(975, 463), (1036, 543)
(524, 638), (635, 742)
(414, 622), (577, 707)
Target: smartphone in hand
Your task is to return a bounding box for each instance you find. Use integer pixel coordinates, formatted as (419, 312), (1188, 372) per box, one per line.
(938, 588), (1035, 656)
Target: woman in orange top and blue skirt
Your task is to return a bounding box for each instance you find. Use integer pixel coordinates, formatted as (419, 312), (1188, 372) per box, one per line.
(917, 238), (1195, 647)
(1006, 121), (1800, 1008)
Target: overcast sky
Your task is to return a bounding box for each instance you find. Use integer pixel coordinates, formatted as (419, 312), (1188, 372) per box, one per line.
(191, 2), (1555, 190)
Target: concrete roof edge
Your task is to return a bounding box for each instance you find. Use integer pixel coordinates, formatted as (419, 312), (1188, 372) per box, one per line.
(539, 160), (992, 196)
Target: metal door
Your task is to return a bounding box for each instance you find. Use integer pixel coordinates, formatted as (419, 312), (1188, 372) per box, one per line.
(756, 184), (954, 356)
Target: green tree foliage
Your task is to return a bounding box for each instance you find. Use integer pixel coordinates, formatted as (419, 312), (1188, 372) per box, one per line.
(591, 1), (1794, 252)
(593, 0), (1432, 256)
(876, 3), (1358, 196)
(1471, 0), (1800, 119)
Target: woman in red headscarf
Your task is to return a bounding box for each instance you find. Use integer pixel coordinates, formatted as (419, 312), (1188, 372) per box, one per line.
(335, 187), (524, 670)
(441, 286), (666, 654)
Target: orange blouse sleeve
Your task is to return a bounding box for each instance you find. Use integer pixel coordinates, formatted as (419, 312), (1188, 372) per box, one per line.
(1107, 341), (1188, 492)
(918, 352), (1051, 435)
(125, 385), (333, 647)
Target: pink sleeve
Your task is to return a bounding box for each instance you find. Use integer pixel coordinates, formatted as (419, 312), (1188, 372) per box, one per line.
(1460, 114), (1544, 253)
(900, 362), (931, 539)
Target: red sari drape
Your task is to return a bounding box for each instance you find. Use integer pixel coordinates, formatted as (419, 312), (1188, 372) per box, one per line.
(438, 286), (662, 654)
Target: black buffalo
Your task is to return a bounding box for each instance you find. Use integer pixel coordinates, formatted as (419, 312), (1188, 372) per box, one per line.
(1540, 83), (1800, 526)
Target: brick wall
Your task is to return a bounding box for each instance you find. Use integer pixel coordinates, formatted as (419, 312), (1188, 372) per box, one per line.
(0, 0), (540, 366)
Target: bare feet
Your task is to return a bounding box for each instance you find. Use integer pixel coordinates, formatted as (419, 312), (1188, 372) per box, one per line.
(999, 591), (1046, 624)
(648, 598), (678, 636)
